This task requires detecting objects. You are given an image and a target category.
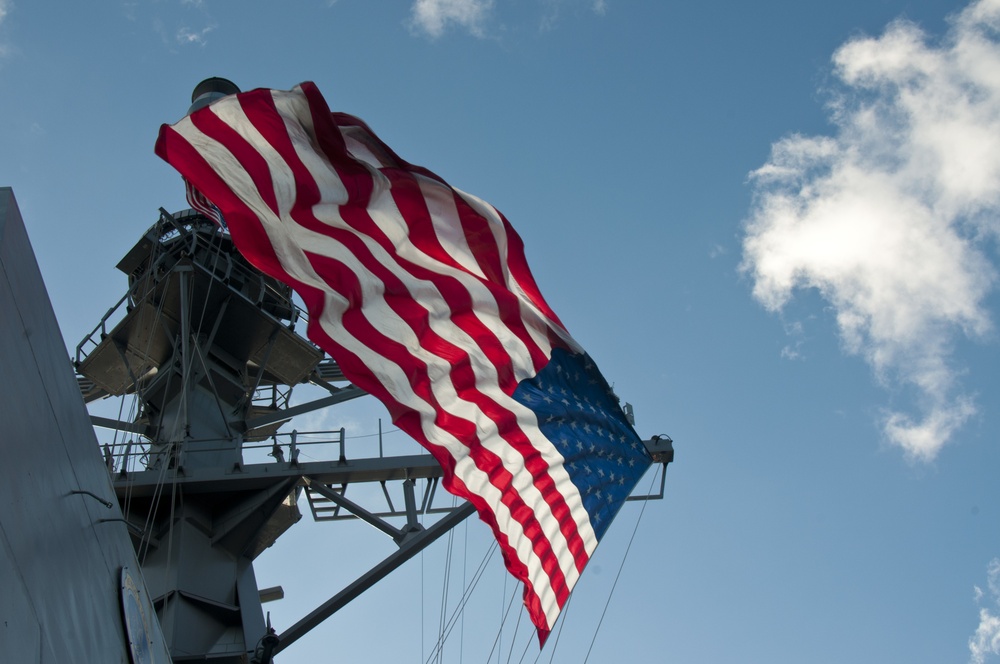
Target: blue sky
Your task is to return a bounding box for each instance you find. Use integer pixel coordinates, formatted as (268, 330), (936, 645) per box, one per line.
(2, 0), (999, 662)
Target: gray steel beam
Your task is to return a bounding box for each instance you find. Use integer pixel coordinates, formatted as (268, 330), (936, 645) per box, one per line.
(91, 415), (147, 435)
(303, 477), (405, 543)
(272, 501), (476, 655)
(625, 462), (670, 501)
(243, 385), (366, 429)
(114, 453), (445, 497)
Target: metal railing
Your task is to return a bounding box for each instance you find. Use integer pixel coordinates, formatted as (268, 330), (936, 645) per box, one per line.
(98, 426), (390, 475)
(75, 210), (310, 370)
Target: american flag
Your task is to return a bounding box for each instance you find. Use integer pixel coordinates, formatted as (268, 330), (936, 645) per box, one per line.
(155, 82), (652, 644)
(184, 177), (226, 228)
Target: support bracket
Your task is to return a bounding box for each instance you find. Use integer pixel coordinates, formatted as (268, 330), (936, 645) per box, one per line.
(273, 501), (476, 655)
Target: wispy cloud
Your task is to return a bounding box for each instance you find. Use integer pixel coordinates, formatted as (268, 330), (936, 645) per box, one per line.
(409, 0), (493, 39)
(780, 320), (806, 360)
(147, 1), (215, 48)
(741, 0), (1000, 461)
(970, 558), (1000, 664)
(121, 1), (138, 22)
(540, 0), (609, 32)
(408, 0), (607, 38)
(0, 0), (11, 58)
(176, 24), (213, 46)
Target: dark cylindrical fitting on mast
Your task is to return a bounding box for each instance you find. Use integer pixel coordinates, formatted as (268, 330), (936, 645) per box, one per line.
(188, 77), (240, 114)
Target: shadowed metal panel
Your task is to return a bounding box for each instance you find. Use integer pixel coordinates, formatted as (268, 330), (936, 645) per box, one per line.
(0, 188), (171, 663)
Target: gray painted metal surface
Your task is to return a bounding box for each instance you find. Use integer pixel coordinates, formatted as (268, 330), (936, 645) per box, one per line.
(76, 211), (314, 661)
(0, 188), (171, 663)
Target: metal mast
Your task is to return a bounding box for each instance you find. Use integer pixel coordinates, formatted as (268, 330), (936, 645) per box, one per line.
(73, 79), (674, 663)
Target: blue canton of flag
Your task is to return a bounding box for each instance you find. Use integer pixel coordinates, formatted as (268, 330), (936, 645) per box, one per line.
(513, 348), (651, 540)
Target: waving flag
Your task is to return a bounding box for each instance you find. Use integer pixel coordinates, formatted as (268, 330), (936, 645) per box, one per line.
(155, 82), (652, 644)
(184, 178), (226, 228)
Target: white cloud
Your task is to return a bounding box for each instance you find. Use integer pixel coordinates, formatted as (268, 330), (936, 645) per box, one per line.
(741, 0), (1000, 461)
(970, 558), (1000, 664)
(0, 0), (11, 57)
(779, 320), (806, 360)
(176, 24), (213, 45)
(780, 344), (802, 360)
(971, 612), (1000, 664)
(409, 0), (493, 39)
(122, 1), (138, 22)
(407, 0), (608, 38)
(539, 0), (609, 31)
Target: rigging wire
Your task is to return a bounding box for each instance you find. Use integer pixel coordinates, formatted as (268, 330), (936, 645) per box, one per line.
(500, 556), (507, 661)
(433, 495), (459, 663)
(581, 468), (660, 664)
(505, 592), (525, 664)
(515, 624), (535, 664)
(136, 437), (172, 564)
(109, 381), (127, 459)
(120, 222), (174, 562)
(119, 391), (141, 524)
(119, 224), (168, 532)
(136, 250), (183, 565)
(157, 251), (201, 646)
(461, 513), (468, 664)
(423, 539), (499, 664)
(421, 527), (425, 664)
(486, 575), (522, 664)
(115, 387), (133, 519)
(160, 460), (181, 645)
(540, 586), (576, 664)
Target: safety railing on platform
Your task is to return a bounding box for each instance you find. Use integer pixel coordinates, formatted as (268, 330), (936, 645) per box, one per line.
(98, 426), (420, 475)
(74, 211), (310, 370)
